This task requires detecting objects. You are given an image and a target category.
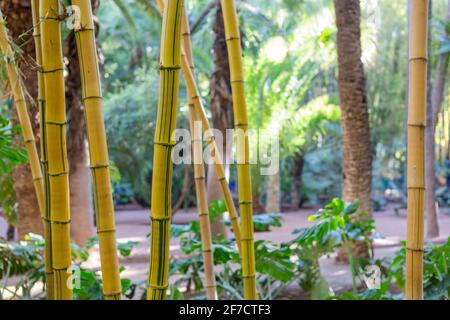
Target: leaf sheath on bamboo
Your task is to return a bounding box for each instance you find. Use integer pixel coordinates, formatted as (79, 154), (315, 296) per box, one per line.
(147, 0), (184, 300)
(405, 0), (429, 300)
(31, 0), (55, 300)
(182, 5), (218, 300)
(40, 0), (72, 300)
(220, 0), (257, 300)
(156, 0), (242, 257)
(71, 0), (122, 300)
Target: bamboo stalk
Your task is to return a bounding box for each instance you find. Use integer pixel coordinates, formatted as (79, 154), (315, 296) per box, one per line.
(31, 0), (55, 300)
(147, 0), (184, 300)
(220, 0), (257, 300)
(188, 103), (218, 300)
(155, 0), (242, 255)
(71, 0), (122, 300)
(182, 6), (217, 300)
(0, 15), (44, 218)
(405, 0), (429, 301)
(40, 0), (72, 300)
(0, 12), (44, 222)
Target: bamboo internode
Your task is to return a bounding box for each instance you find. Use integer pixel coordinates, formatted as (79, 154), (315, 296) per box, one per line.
(40, 0), (72, 300)
(147, 0), (184, 300)
(71, 0), (122, 300)
(405, 0), (429, 300)
(220, 0), (257, 300)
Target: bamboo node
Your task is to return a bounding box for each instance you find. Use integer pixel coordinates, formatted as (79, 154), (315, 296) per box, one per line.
(43, 217), (71, 225)
(46, 121), (67, 126)
(48, 171), (69, 177)
(103, 290), (122, 297)
(159, 65), (181, 71)
(53, 266), (71, 271)
(74, 27), (95, 34)
(231, 79), (245, 84)
(148, 283), (169, 290)
(407, 123), (426, 128)
(408, 56), (428, 63)
(150, 216), (171, 221)
(407, 186), (425, 190)
(90, 164), (110, 170)
(83, 95), (103, 102)
(406, 247), (424, 252)
(97, 228), (117, 234)
(226, 36), (240, 41)
(154, 141), (177, 148)
(41, 68), (64, 74)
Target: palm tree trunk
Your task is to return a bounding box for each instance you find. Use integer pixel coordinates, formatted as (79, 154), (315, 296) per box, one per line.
(333, 0), (373, 216)
(425, 0), (450, 239)
(0, 1), (43, 240)
(265, 170), (281, 213)
(290, 155), (304, 210)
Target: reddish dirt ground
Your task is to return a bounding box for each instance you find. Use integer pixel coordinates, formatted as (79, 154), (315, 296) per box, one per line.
(1, 204), (449, 299)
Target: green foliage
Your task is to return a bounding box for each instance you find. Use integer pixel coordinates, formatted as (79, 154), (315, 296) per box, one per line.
(169, 216), (297, 300)
(0, 116), (26, 173)
(253, 213), (283, 232)
(389, 238), (450, 300)
(0, 234), (139, 300)
(207, 199), (227, 225)
(104, 69), (188, 206)
(290, 198), (378, 298)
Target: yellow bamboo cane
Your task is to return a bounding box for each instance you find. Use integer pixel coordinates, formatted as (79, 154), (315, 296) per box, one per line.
(188, 105), (218, 300)
(147, 0), (184, 300)
(71, 0), (122, 300)
(405, 0), (429, 300)
(182, 6), (217, 300)
(40, 0), (72, 300)
(0, 11), (44, 221)
(31, 0), (55, 300)
(220, 0), (257, 300)
(155, 0), (242, 256)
